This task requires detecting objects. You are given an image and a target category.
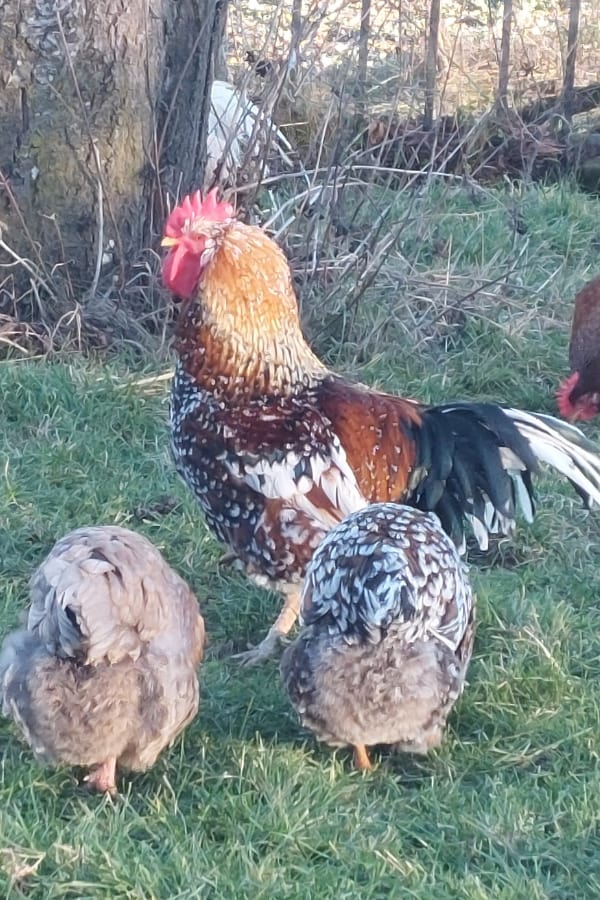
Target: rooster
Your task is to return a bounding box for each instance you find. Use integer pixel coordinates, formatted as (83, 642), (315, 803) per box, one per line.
(161, 189), (600, 664)
(557, 275), (600, 421)
(281, 503), (475, 770)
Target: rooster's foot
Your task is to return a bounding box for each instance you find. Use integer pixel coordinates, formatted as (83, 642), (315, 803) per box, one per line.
(217, 550), (240, 568)
(232, 631), (285, 667)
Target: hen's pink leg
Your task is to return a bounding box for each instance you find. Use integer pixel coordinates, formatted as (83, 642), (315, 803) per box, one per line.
(83, 758), (118, 796)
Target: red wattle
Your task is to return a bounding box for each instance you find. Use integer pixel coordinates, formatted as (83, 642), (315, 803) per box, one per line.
(162, 245), (202, 299)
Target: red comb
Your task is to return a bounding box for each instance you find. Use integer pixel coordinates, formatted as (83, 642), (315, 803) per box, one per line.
(163, 188), (235, 238)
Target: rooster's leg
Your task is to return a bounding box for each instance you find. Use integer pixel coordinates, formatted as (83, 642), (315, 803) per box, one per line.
(83, 758), (118, 796)
(353, 744), (372, 771)
(233, 585), (301, 666)
(217, 549), (240, 568)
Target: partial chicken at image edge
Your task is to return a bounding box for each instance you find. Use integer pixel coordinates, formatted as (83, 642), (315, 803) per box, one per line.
(0, 526), (206, 796)
(557, 274), (600, 422)
(280, 503), (475, 770)
(161, 188), (600, 666)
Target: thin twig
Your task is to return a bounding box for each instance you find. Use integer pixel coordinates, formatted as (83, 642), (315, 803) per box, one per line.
(0, 169), (55, 291)
(0, 236), (56, 301)
(89, 142), (104, 299)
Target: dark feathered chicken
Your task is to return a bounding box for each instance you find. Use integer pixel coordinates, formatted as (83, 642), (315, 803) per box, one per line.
(0, 526), (205, 795)
(557, 275), (600, 421)
(161, 189), (600, 664)
(280, 503), (475, 769)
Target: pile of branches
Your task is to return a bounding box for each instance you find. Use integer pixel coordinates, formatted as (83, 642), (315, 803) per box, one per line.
(363, 83), (600, 188)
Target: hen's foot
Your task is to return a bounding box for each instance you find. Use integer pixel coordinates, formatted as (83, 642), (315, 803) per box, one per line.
(353, 744), (373, 771)
(232, 631), (284, 667)
(83, 758), (117, 796)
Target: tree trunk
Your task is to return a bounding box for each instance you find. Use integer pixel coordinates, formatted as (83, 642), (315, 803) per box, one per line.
(496, 0), (513, 112)
(357, 0), (371, 101)
(423, 0), (440, 130)
(562, 0), (581, 121)
(0, 0), (223, 339)
(290, 0), (303, 81)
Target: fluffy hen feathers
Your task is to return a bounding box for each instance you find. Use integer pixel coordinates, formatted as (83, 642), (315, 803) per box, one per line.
(0, 526), (205, 793)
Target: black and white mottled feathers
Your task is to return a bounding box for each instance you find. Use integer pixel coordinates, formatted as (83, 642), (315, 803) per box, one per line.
(281, 503), (475, 760)
(172, 362), (600, 588)
(300, 503), (472, 650)
(170, 365), (366, 589)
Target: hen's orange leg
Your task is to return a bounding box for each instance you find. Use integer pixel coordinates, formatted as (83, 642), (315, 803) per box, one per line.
(353, 744), (372, 771)
(233, 585), (301, 666)
(83, 758), (118, 796)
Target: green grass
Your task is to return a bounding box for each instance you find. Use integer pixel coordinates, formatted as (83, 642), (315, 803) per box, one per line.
(3, 184), (600, 897)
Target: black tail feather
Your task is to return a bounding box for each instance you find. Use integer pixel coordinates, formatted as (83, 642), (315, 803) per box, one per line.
(406, 402), (598, 551)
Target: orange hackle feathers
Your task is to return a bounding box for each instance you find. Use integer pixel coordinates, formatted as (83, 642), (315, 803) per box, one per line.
(174, 217), (326, 393)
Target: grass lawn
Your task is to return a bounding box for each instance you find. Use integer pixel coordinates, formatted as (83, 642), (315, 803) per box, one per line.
(2, 183), (600, 898)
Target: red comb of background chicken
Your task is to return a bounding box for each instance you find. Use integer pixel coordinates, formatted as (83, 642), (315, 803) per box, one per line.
(163, 188), (235, 239)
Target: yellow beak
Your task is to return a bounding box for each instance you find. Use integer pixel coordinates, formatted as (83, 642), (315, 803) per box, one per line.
(161, 236), (178, 247)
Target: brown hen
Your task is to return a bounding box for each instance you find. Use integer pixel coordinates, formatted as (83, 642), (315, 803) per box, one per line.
(0, 526), (205, 795)
(557, 274), (600, 421)
(161, 190), (600, 664)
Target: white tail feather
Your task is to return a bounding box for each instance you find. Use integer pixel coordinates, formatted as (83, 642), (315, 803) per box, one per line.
(504, 408), (600, 506)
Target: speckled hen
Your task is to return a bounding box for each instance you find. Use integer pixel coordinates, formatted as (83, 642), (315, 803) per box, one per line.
(161, 188), (600, 665)
(0, 526), (205, 795)
(280, 503), (475, 769)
